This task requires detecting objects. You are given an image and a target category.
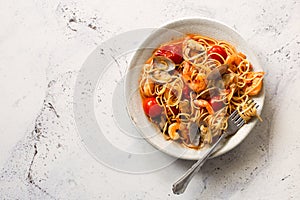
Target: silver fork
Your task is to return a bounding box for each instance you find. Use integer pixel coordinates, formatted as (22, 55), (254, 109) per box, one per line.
(172, 99), (258, 195)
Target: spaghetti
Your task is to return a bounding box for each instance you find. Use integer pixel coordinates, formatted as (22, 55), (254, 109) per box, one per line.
(139, 34), (264, 149)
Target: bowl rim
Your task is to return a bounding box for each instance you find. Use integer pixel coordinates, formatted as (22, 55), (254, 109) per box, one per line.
(125, 17), (265, 160)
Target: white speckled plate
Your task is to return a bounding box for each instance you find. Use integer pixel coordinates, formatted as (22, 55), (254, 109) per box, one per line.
(125, 18), (264, 160)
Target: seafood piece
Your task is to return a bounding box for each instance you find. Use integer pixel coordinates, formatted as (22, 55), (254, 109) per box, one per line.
(151, 70), (172, 83)
(168, 122), (182, 140)
(245, 72), (264, 96)
(152, 56), (176, 72)
(181, 61), (207, 93)
(223, 73), (238, 88)
(178, 100), (190, 114)
(225, 52), (246, 66)
(225, 52), (246, 72)
(198, 121), (212, 144)
(183, 39), (207, 65)
(194, 99), (214, 115)
(186, 73), (207, 93)
(207, 64), (229, 80)
(148, 56), (175, 84)
(188, 122), (201, 146)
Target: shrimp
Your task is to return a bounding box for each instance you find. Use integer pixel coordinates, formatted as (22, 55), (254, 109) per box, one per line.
(225, 52), (246, 72)
(193, 99), (214, 115)
(226, 52), (246, 66)
(245, 72), (264, 96)
(168, 122), (182, 140)
(181, 61), (207, 93)
(188, 73), (207, 93)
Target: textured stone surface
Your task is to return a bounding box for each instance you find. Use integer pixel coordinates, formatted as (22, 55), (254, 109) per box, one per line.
(0, 0), (300, 199)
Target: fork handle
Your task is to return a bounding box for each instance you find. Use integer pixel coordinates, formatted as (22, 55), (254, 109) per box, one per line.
(172, 133), (226, 195)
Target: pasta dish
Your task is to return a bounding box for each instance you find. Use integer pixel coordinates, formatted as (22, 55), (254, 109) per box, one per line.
(139, 34), (264, 149)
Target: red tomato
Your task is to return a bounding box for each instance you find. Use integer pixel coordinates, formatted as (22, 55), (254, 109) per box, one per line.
(207, 45), (227, 63)
(143, 98), (162, 118)
(155, 43), (183, 64)
(209, 96), (225, 112)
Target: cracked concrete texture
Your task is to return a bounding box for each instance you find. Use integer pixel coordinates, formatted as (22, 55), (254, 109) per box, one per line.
(1, 0), (300, 199)
(1, 72), (76, 199)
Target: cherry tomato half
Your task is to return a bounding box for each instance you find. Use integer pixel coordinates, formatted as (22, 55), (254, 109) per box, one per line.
(209, 96), (225, 112)
(155, 43), (183, 64)
(143, 97), (162, 118)
(207, 45), (227, 63)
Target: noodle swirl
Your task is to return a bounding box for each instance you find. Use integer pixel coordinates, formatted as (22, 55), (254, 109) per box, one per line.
(139, 34), (264, 149)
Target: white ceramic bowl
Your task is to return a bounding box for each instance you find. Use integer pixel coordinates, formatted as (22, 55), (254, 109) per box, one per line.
(125, 18), (264, 160)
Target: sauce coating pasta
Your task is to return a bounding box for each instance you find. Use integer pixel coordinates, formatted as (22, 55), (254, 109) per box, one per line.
(139, 34), (264, 149)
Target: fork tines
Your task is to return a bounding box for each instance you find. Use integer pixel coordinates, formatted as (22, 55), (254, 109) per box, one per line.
(229, 110), (245, 126)
(247, 99), (259, 109)
(229, 110), (238, 120)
